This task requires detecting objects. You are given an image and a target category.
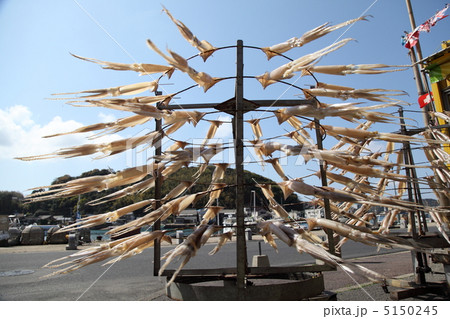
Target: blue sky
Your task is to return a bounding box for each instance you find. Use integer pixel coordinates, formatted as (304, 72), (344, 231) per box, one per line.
(1, 0), (449, 197)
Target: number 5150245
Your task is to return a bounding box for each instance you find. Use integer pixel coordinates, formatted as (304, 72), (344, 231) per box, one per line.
(384, 305), (437, 316)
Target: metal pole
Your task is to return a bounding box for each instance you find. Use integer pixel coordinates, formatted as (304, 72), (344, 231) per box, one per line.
(403, 3), (431, 282)
(313, 118), (336, 256)
(399, 107), (426, 285)
(234, 39), (247, 300)
(406, 148), (428, 234)
(153, 100), (163, 276)
(252, 190), (256, 218)
(399, 108), (418, 239)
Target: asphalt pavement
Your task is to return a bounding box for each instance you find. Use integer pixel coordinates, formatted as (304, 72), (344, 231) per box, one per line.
(0, 234), (448, 301)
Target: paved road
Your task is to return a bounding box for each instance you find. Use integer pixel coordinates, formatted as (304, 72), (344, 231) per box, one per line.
(0, 236), (414, 301)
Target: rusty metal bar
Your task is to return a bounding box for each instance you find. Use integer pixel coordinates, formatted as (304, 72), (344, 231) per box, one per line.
(313, 118), (336, 256)
(399, 108), (418, 240)
(160, 264), (334, 277)
(391, 124), (450, 136)
(406, 147), (428, 233)
(157, 99), (313, 110)
(234, 39), (247, 300)
(398, 107), (427, 285)
(153, 101), (163, 276)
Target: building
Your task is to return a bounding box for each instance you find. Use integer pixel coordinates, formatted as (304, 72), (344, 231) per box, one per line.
(303, 207), (324, 219)
(422, 40), (450, 152)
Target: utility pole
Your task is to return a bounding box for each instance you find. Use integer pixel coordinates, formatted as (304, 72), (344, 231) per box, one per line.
(405, 0), (431, 126)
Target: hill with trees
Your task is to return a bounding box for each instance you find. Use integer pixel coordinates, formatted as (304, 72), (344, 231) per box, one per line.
(3, 166), (302, 220)
(0, 191), (24, 215)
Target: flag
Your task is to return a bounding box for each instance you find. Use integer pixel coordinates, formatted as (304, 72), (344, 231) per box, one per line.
(427, 62), (450, 83)
(404, 28), (420, 49)
(418, 92), (433, 108)
(418, 20), (431, 33)
(403, 4), (449, 49)
(429, 4), (449, 26)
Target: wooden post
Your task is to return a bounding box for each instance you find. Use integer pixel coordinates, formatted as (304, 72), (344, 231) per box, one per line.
(235, 39), (247, 300)
(404, 0), (430, 126)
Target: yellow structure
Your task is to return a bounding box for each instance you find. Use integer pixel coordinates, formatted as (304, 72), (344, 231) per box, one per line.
(422, 41), (450, 153)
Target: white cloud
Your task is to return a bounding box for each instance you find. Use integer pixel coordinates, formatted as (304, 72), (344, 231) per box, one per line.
(6, 104), (34, 127)
(0, 105), (84, 159)
(98, 112), (117, 123)
(214, 115), (232, 139)
(363, 140), (386, 154)
(0, 105), (122, 160)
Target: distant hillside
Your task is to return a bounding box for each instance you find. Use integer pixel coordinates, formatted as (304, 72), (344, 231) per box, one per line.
(159, 166), (300, 210)
(422, 198), (439, 207)
(19, 166), (301, 219)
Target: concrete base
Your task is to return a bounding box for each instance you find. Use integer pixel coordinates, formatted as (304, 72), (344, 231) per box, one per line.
(176, 230), (184, 244)
(166, 273), (325, 301)
(444, 264), (450, 287)
(306, 290), (337, 301)
(390, 282), (450, 300)
(252, 255), (270, 267)
(65, 233), (78, 250)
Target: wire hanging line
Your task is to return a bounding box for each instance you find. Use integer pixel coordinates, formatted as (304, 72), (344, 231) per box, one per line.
(185, 44), (296, 62)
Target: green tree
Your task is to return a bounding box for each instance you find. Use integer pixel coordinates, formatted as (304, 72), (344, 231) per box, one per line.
(0, 191), (24, 215)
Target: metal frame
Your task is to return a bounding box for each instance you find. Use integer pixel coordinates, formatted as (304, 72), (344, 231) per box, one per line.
(161, 264), (335, 277)
(152, 40), (337, 299)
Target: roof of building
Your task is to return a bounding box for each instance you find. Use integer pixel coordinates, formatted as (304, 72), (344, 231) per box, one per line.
(421, 41), (450, 66)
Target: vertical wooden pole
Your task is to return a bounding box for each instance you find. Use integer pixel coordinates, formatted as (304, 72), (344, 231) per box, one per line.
(235, 39), (247, 300)
(313, 118), (336, 256)
(404, 0), (430, 126)
(405, 0), (425, 63)
(153, 109), (162, 276)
